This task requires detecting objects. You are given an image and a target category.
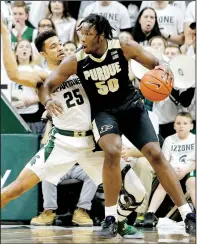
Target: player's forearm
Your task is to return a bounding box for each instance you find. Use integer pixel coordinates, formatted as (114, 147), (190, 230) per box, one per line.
(37, 83), (52, 106)
(1, 31), (20, 81)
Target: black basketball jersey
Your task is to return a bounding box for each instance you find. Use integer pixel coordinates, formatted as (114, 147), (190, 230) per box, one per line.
(75, 39), (136, 110)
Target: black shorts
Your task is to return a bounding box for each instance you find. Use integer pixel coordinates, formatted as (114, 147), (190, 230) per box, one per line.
(92, 97), (158, 151)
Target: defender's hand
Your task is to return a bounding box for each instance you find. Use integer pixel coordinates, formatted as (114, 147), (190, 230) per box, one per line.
(155, 64), (174, 87)
(1, 16), (9, 34)
(45, 99), (63, 117)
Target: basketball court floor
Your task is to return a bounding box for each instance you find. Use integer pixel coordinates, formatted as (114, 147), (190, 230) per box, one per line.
(1, 225), (195, 243)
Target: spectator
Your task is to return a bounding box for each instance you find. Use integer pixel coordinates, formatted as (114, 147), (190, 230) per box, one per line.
(26, 1), (50, 28)
(141, 1), (185, 45)
(38, 18), (56, 34)
(78, 1), (95, 19)
(151, 40), (185, 139)
(184, 1), (195, 45)
(83, 1), (131, 38)
(11, 39), (44, 134)
(63, 41), (77, 57)
(47, 1), (76, 44)
(164, 45), (181, 60)
(10, 1), (38, 48)
(148, 36), (167, 54)
(181, 22), (196, 57)
(73, 18), (83, 48)
(144, 112), (195, 227)
(30, 164), (97, 226)
(132, 7), (161, 46)
(127, 3), (139, 28)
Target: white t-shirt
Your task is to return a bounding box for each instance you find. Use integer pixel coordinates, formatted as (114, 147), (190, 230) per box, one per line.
(153, 97), (184, 125)
(184, 1), (195, 23)
(162, 133), (195, 166)
(11, 65), (40, 114)
(27, 1), (49, 28)
(51, 17), (76, 44)
(140, 1), (186, 16)
(83, 1), (131, 38)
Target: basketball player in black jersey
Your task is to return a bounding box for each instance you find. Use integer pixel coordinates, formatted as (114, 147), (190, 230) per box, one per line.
(39, 14), (195, 238)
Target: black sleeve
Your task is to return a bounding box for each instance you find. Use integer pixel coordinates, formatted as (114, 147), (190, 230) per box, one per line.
(179, 87), (195, 108)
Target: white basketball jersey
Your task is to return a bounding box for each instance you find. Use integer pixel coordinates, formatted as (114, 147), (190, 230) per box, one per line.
(45, 69), (91, 131)
(162, 133), (195, 166)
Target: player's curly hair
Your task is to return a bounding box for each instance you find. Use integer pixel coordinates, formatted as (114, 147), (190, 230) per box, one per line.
(35, 30), (57, 52)
(78, 14), (115, 40)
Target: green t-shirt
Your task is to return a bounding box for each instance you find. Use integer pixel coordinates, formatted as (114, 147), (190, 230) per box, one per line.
(11, 26), (34, 43)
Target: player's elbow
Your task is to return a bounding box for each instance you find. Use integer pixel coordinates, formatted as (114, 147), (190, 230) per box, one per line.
(7, 71), (19, 83)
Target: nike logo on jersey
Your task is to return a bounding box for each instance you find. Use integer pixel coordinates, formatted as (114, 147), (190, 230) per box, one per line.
(83, 62), (121, 81)
(146, 81), (161, 89)
(83, 63), (90, 69)
(100, 125), (113, 134)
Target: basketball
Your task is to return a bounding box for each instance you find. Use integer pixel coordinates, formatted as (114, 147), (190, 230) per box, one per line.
(140, 69), (173, 102)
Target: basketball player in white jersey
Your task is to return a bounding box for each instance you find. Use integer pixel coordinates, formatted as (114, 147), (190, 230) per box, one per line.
(1, 20), (145, 239)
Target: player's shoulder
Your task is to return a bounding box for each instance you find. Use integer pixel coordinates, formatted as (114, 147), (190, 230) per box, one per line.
(108, 38), (121, 50)
(75, 46), (88, 62)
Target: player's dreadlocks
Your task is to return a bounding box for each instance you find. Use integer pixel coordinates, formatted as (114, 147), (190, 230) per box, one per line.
(78, 14), (115, 40)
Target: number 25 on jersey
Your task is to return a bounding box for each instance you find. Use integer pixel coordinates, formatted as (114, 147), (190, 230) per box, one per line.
(95, 78), (119, 95)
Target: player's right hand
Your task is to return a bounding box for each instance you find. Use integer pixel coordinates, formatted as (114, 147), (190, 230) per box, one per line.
(0, 15), (9, 34)
(45, 99), (63, 117)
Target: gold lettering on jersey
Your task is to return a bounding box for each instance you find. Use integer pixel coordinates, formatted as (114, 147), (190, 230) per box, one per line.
(83, 62), (121, 81)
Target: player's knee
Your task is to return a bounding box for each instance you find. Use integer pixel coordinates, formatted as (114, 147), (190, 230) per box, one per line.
(12, 179), (26, 197)
(104, 143), (122, 162)
(144, 143), (164, 165)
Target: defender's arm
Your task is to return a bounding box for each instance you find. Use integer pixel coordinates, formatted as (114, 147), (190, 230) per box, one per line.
(1, 20), (47, 88)
(38, 55), (77, 116)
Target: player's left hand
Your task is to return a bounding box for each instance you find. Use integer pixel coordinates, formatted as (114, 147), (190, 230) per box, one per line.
(154, 64), (174, 87)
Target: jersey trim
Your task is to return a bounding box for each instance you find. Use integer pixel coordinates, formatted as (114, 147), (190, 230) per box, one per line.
(75, 47), (88, 62)
(75, 39), (121, 63)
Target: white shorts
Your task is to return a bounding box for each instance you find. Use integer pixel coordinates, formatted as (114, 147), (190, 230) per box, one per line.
(25, 127), (104, 186)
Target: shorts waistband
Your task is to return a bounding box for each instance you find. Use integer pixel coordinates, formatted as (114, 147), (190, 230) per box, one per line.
(54, 127), (92, 137)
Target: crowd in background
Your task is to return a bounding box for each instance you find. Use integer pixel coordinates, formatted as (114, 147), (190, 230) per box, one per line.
(1, 1), (196, 227)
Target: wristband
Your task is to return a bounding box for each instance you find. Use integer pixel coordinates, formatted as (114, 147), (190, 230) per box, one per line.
(44, 98), (53, 107)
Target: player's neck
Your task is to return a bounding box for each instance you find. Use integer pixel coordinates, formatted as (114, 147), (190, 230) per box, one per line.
(153, 1), (168, 9)
(91, 40), (108, 58)
(47, 62), (59, 71)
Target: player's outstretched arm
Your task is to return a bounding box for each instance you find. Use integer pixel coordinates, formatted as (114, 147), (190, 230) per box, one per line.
(1, 19), (47, 88)
(120, 39), (173, 82)
(38, 55), (77, 116)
